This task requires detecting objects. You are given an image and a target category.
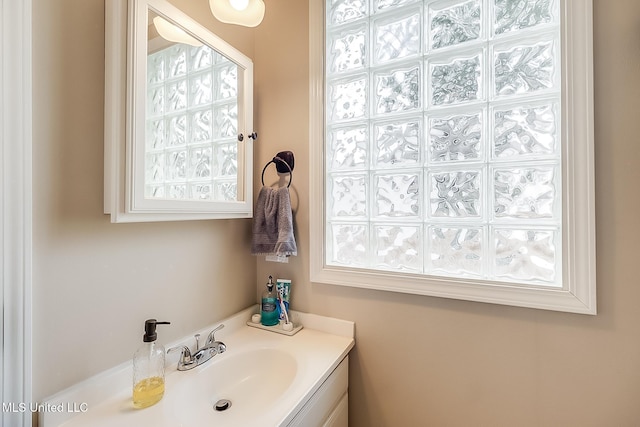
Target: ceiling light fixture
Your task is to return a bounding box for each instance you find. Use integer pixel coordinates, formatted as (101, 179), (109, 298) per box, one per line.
(209, 0), (265, 27)
(229, 0), (249, 10)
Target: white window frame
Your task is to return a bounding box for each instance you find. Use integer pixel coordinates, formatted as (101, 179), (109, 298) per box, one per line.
(309, 0), (596, 314)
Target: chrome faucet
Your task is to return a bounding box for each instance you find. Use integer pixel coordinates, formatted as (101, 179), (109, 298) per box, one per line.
(168, 324), (226, 371)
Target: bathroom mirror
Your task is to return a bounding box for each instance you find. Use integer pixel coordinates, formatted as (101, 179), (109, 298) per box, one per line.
(105, 0), (254, 222)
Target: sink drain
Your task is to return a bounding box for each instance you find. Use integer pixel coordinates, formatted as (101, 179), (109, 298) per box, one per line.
(214, 399), (232, 411)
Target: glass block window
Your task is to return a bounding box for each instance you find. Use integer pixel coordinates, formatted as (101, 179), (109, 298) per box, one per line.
(325, 0), (562, 286)
(146, 43), (239, 201)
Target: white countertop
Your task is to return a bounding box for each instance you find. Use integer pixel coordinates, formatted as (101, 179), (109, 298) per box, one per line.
(40, 306), (354, 427)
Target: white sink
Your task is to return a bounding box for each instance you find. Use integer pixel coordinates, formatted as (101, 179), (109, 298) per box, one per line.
(164, 348), (298, 425)
(198, 348), (298, 403)
(42, 307), (354, 427)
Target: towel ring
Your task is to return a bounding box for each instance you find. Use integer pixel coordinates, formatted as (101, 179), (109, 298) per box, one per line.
(261, 156), (293, 188)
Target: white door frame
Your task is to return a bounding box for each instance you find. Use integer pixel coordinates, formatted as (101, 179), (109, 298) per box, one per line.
(1, 0), (33, 425)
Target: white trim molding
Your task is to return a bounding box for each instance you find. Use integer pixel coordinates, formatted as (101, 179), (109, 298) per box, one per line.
(1, 0), (33, 425)
(309, 0), (596, 314)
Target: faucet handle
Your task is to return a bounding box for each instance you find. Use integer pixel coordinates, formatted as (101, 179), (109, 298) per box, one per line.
(167, 345), (196, 370)
(206, 324), (225, 345)
(167, 345), (192, 359)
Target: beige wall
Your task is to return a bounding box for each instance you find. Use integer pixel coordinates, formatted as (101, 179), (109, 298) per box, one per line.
(31, 0), (640, 425)
(31, 0), (257, 401)
(255, 0), (640, 426)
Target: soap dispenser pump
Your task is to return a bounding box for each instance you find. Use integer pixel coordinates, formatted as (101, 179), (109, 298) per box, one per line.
(132, 319), (170, 409)
(261, 276), (279, 326)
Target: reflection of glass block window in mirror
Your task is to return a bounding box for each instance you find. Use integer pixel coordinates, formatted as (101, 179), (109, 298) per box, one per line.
(145, 42), (239, 201)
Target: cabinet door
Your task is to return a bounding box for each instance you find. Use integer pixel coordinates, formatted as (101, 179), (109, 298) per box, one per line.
(323, 392), (348, 427)
(105, 0), (254, 222)
(289, 357), (349, 427)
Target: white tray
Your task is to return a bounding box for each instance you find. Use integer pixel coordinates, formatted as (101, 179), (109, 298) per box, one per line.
(246, 321), (303, 336)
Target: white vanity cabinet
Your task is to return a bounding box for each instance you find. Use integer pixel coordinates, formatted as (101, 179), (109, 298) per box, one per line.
(289, 356), (349, 427)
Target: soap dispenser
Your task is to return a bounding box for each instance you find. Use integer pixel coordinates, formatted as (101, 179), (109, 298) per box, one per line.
(261, 276), (279, 326)
(133, 319), (170, 409)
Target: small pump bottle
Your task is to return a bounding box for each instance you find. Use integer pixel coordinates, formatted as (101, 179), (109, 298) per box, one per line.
(261, 276), (279, 326)
(133, 319), (170, 409)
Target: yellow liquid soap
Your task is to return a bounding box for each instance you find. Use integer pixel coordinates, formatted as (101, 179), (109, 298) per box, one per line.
(133, 376), (165, 409)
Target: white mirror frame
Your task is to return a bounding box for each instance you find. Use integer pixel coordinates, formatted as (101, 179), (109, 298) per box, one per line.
(105, 0), (254, 222)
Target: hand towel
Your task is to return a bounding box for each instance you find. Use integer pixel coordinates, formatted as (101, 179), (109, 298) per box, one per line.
(251, 186), (297, 257)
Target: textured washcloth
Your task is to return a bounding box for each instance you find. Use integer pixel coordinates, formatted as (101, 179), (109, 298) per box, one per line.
(251, 186), (297, 257)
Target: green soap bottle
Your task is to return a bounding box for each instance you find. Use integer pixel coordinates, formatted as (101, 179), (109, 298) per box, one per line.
(261, 276), (279, 326)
